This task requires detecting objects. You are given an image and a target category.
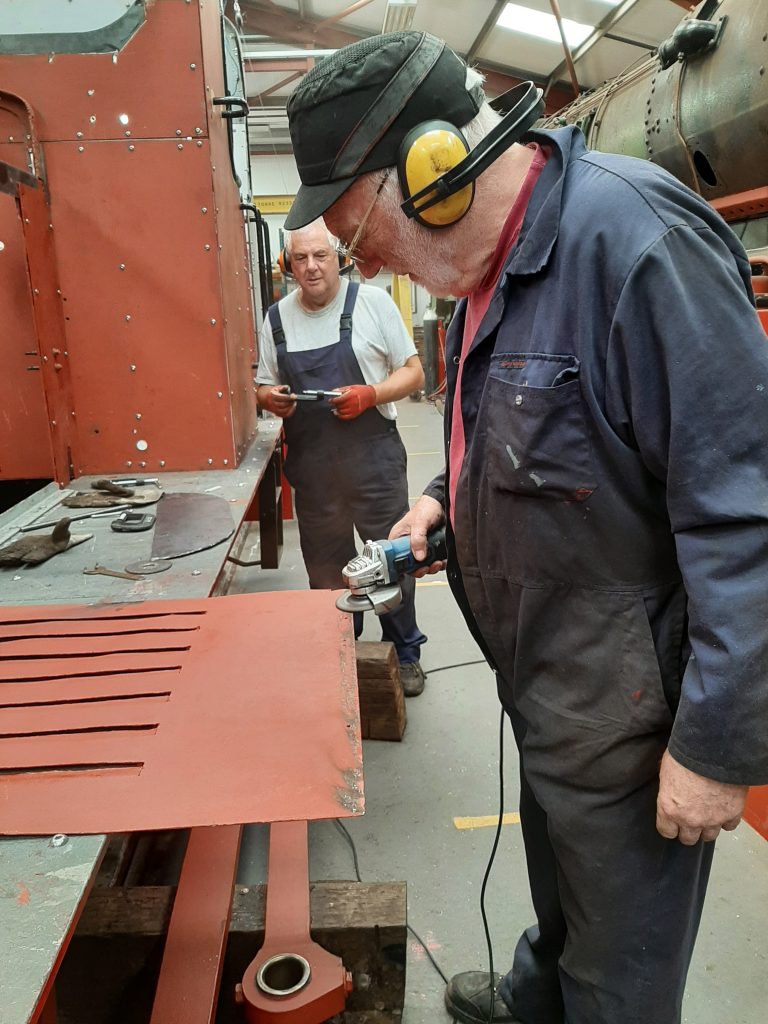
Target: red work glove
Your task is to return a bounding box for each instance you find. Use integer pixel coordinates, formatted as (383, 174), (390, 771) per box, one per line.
(259, 385), (297, 418)
(330, 384), (378, 420)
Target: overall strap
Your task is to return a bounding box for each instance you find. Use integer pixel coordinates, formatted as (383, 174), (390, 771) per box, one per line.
(267, 302), (286, 347)
(339, 282), (359, 346)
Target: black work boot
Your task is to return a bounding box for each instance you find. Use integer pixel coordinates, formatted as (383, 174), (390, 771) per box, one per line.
(399, 661), (426, 697)
(444, 971), (518, 1024)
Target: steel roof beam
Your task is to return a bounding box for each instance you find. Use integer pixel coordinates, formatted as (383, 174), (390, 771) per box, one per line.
(544, 0), (643, 96)
(467, 1), (508, 64)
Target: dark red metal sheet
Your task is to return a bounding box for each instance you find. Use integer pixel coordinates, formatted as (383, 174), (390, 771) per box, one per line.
(0, 2), (206, 144)
(0, 0), (257, 480)
(44, 138), (236, 475)
(0, 184), (53, 479)
(199, 0), (259, 465)
(0, 592), (363, 834)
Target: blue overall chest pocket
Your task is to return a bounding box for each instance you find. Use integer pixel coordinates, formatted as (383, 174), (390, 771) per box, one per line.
(485, 352), (597, 501)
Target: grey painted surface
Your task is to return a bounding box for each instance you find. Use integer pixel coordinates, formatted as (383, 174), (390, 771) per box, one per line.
(234, 398), (768, 1024)
(0, 834), (107, 1024)
(0, 420), (280, 1022)
(0, 421), (281, 608)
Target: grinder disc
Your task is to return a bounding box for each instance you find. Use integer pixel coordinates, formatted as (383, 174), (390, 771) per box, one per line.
(335, 584), (402, 616)
(335, 590), (375, 614)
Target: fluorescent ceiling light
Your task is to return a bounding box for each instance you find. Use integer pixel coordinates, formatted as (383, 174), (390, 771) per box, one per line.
(498, 3), (596, 47)
(382, 0), (417, 34)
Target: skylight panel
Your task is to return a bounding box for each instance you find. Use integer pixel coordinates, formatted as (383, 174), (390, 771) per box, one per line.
(498, 3), (600, 48)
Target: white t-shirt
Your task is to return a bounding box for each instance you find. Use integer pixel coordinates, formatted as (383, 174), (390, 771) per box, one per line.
(255, 279), (417, 420)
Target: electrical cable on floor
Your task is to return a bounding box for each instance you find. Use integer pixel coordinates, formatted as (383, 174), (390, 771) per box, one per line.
(333, 688), (509, 1024)
(424, 659), (486, 677)
(479, 707), (507, 1024)
(333, 818), (452, 986)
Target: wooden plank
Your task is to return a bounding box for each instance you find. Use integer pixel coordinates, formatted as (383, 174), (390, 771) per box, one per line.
(59, 881), (407, 1024)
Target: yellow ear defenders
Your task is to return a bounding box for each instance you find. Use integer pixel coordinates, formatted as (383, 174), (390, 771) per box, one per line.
(277, 248), (353, 277)
(397, 120), (474, 228)
(398, 81), (545, 228)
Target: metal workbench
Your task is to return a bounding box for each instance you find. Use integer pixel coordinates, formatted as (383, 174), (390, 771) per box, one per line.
(0, 419), (282, 1024)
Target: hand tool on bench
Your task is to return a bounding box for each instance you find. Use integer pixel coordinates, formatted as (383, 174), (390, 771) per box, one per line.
(83, 565), (146, 580)
(335, 525), (447, 616)
(18, 506), (132, 532)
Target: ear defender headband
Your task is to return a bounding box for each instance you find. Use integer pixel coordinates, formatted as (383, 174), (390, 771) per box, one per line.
(277, 248), (353, 276)
(397, 81), (545, 228)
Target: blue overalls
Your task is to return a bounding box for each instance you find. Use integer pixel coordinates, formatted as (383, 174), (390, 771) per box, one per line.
(268, 282), (426, 664)
(426, 127), (768, 1023)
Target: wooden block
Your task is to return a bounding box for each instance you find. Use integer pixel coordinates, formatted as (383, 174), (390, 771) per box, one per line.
(356, 641), (406, 741)
(355, 640), (398, 678)
(58, 881), (407, 1024)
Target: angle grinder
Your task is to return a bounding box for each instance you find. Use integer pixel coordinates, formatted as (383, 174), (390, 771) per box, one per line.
(335, 526), (447, 616)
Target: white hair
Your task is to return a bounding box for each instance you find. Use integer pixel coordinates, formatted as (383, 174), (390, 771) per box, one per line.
(284, 218), (338, 253)
(354, 90), (503, 293)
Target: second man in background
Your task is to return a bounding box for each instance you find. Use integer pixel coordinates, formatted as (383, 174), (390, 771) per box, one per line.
(255, 219), (428, 695)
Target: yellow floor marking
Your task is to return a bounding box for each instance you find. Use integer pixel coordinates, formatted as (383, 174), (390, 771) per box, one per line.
(454, 812), (521, 830)
(415, 579), (449, 588)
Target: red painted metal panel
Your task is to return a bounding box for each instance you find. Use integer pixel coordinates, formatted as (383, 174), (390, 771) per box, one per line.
(19, 180), (81, 482)
(200, 0), (258, 465)
(44, 138), (235, 474)
(0, 186), (53, 479)
(0, 2), (206, 145)
(0, 592), (363, 834)
(0, 0), (257, 479)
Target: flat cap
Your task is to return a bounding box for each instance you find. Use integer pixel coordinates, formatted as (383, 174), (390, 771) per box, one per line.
(284, 32), (483, 229)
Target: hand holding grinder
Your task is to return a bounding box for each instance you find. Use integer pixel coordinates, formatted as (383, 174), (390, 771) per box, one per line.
(336, 526), (447, 616)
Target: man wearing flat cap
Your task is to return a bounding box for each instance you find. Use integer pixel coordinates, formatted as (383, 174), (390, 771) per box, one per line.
(285, 30), (768, 1024)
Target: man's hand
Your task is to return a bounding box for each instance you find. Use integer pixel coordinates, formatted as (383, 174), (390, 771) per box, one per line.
(259, 385), (297, 418)
(656, 749), (748, 845)
(389, 495), (446, 576)
(330, 384), (377, 420)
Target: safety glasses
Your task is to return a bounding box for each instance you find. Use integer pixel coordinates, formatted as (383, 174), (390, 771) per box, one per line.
(334, 170), (390, 264)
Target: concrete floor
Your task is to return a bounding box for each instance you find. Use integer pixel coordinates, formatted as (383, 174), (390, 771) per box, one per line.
(229, 399), (768, 1024)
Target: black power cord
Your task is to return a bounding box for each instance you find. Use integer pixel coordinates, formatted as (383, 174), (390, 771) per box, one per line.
(333, 673), (509, 1024)
(424, 659), (485, 676)
(334, 818), (451, 985)
(479, 708), (507, 1024)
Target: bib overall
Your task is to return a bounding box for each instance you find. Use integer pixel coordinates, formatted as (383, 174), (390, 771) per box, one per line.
(269, 283), (426, 664)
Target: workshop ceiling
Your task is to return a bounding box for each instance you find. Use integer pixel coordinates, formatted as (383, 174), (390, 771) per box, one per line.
(234, 0), (695, 152)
